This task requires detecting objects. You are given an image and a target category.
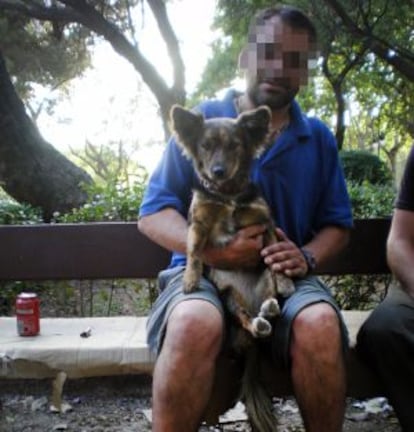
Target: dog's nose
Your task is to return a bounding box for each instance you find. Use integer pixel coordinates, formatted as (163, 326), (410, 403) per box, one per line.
(211, 165), (225, 178)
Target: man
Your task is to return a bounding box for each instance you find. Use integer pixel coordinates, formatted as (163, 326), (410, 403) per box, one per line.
(357, 145), (414, 432)
(138, 5), (353, 432)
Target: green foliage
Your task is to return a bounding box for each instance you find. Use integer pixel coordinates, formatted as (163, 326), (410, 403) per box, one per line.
(347, 181), (394, 218)
(327, 274), (392, 310)
(340, 150), (392, 185)
(0, 278), (153, 317)
(0, 11), (91, 102)
(340, 149), (395, 219)
(332, 153), (395, 310)
(339, 149), (395, 217)
(0, 198), (43, 224)
(0, 282), (49, 317)
(329, 178), (395, 311)
(0, 160), (148, 225)
(53, 175), (148, 223)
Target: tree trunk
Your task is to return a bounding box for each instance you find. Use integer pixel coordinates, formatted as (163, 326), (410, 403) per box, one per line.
(321, 57), (347, 150)
(0, 52), (92, 220)
(333, 82), (346, 150)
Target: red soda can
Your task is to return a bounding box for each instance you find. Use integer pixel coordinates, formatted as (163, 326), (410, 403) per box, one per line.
(16, 292), (40, 336)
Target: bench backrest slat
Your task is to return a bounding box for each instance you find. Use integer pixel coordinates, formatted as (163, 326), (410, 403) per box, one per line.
(0, 223), (170, 280)
(0, 218), (391, 281)
(317, 218), (391, 275)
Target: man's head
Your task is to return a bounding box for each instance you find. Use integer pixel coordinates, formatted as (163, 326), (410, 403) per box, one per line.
(239, 6), (318, 110)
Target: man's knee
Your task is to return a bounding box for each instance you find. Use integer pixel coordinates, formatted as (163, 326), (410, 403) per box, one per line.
(290, 302), (343, 360)
(293, 302), (341, 340)
(165, 300), (224, 355)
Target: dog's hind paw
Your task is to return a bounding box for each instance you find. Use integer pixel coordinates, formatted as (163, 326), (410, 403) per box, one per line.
(252, 317), (272, 338)
(259, 298), (280, 318)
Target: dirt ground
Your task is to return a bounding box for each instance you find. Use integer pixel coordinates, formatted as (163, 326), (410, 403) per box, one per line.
(0, 375), (401, 432)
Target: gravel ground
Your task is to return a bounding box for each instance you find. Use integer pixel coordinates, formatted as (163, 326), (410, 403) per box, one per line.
(0, 375), (402, 432)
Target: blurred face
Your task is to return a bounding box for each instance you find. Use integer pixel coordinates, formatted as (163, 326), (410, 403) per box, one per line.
(239, 16), (317, 109)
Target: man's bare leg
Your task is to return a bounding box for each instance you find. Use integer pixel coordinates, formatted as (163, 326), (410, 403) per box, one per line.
(152, 299), (224, 432)
(290, 303), (346, 432)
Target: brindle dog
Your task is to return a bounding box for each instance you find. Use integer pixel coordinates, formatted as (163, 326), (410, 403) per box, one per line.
(170, 104), (294, 432)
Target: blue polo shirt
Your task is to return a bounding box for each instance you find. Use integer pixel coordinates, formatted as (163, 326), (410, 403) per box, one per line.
(139, 89), (353, 268)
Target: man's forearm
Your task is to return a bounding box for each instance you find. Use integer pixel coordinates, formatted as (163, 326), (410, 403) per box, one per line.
(387, 209), (414, 299)
(387, 239), (414, 299)
(138, 208), (188, 254)
(304, 226), (350, 270)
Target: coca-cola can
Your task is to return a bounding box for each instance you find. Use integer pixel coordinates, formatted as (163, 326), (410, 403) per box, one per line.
(16, 292), (40, 336)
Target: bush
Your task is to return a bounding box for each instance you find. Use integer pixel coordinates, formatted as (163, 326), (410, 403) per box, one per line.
(52, 177), (147, 223)
(326, 274), (392, 310)
(347, 181), (395, 218)
(0, 199), (43, 224)
(329, 180), (395, 311)
(340, 150), (392, 185)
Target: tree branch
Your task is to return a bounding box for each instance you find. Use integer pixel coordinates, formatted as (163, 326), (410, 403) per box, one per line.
(322, 0), (414, 81)
(0, 0), (80, 22)
(0, 0), (186, 133)
(147, 0), (185, 102)
(57, 1), (175, 106)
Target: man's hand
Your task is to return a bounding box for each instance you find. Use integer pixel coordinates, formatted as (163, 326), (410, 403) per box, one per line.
(202, 224), (266, 269)
(261, 228), (308, 278)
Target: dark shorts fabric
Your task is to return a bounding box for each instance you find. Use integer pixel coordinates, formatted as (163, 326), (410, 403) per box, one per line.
(356, 282), (414, 432)
(146, 266), (225, 354)
(146, 267), (348, 367)
(272, 276), (348, 365)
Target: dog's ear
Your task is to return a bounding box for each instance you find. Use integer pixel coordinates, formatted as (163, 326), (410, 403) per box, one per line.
(238, 106), (271, 150)
(170, 105), (204, 157)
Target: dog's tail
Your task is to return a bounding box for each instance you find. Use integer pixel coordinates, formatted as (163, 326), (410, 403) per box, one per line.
(241, 345), (277, 432)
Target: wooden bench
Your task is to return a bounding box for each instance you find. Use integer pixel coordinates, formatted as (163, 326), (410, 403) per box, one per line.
(0, 218), (391, 421)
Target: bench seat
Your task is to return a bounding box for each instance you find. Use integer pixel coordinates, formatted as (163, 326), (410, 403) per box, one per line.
(0, 311), (381, 397)
(0, 316), (155, 379)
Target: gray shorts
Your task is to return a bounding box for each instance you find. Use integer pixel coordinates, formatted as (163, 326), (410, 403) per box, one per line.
(146, 266), (348, 367)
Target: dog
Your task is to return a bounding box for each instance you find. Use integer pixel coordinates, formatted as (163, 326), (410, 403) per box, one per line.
(170, 104), (295, 432)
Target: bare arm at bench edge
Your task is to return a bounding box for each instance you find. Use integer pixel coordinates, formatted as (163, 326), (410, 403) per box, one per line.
(138, 208), (189, 257)
(138, 208), (267, 269)
(262, 225), (350, 278)
(387, 209), (414, 299)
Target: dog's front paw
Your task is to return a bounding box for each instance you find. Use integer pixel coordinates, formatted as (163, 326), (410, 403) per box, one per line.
(259, 298), (280, 318)
(275, 273), (295, 297)
(252, 317), (272, 338)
